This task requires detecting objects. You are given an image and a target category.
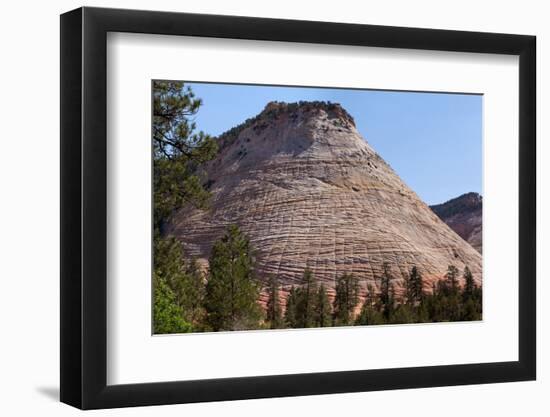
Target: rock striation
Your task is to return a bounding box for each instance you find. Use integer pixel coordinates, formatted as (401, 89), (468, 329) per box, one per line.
(430, 192), (483, 254)
(167, 101), (482, 294)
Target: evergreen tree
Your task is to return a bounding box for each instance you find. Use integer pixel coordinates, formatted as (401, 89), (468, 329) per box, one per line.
(152, 82), (218, 333)
(153, 274), (192, 334)
(387, 283), (397, 320)
(406, 265), (424, 305)
(153, 81), (217, 230)
(461, 298), (478, 321)
(153, 234), (204, 327)
(266, 276), (284, 329)
(182, 258), (206, 325)
(284, 286), (299, 328)
(445, 265), (460, 295)
(378, 263), (395, 320)
(462, 266), (475, 299)
(355, 284), (385, 325)
(295, 268), (318, 328)
(333, 273), (360, 326)
(444, 265), (462, 320)
(416, 298), (430, 323)
(472, 281), (483, 319)
(425, 268), (464, 322)
(204, 225), (262, 331)
(314, 284), (332, 327)
(434, 279), (449, 320)
(389, 303), (416, 324)
(460, 265), (482, 321)
(379, 263), (392, 307)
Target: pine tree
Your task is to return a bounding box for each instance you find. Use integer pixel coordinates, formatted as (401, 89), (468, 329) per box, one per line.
(389, 303), (416, 324)
(425, 266), (466, 322)
(204, 225), (262, 331)
(314, 284), (332, 327)
(153, 81), (218, 230)
(379, 263), (392, 306)
(462, 266), (475, 298)
(444, 265), (462, 320)
(378, 263), (395, 320)
(461, 265), (482, 321)
(183, 258), (206, 325)
(462, 298), (478, 321)
(152, 82), (218, 333)
(295, 268), (318, 328)
(266, 276), (284, 329)
(355, 284), (385, 325)
(406, 265), (424, 305)
(284, 286), (299, 328)
(333, 273), (360, 326)
(386, 283), (397, 320)
(445, 265), (460, 295)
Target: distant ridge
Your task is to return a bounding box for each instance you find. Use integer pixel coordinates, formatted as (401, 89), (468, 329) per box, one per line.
(430, 192), (482, 253)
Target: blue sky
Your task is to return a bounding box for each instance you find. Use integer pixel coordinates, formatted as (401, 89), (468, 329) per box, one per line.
(186, 82), (482, 205)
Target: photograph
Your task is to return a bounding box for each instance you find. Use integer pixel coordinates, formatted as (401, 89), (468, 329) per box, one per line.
(152, 80), (483, 334)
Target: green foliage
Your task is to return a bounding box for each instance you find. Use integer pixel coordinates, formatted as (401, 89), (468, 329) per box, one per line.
(389, 303), (416, 324)
(333, 273), (360, 326)
(154, 158), (213, 228)
(421, 265), (482, 322)
(153, 275), (192, 334)
(153, 81), (218, 230)
(314, 284), (333, 327)
(461, 266), (482, 320)
(355, 284), (385, 325)
(462, 298), (478, 321)
(445, 265), (460, 295)
(462, 266), (475, 298)
(294, 268), (318, 328)
(378, 263), (392, 307)
(153, 234), (206, 327)
(152, 82), (220, 333)
(377, 263), (396, 320)
(178, 258), (207, 325)
(266, 276), (284, 329)
(284, 274), (333, 329)
(355, 264), (482, 326)
(284, 286), (299, 328)
(153, 81), (217, 161)
(204, 225), (262, 331)
(405, 266), (424, 305)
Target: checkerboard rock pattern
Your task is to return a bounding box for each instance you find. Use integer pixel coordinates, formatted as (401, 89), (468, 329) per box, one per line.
(167, 102), (482, 294)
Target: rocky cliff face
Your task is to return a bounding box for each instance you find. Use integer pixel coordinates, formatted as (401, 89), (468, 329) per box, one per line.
(430, 192), (483, 254)
(167, 101), (482, 294)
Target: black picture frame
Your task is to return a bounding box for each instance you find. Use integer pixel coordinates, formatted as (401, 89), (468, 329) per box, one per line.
(60, 6), (536, 410)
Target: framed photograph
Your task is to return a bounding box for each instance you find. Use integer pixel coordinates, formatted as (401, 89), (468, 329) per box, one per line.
(60, 6), (536, 409)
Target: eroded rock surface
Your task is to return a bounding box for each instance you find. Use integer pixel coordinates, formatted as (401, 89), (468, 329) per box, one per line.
(167, 102), (482, 293)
